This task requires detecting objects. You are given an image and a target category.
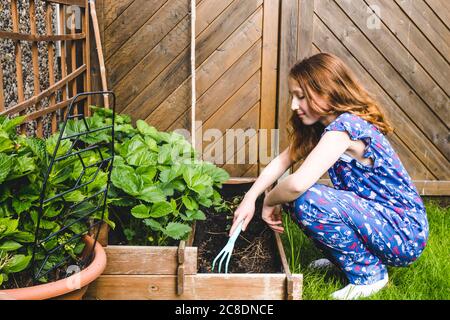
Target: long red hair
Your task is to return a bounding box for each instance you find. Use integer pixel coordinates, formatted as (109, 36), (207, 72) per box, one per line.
(288, 52), (393, 162)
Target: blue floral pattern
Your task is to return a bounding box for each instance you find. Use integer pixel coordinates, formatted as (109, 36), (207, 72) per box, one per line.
(289, 112), (429, 285)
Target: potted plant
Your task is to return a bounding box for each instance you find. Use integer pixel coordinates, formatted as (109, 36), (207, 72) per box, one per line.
(0, 103), (111, 299)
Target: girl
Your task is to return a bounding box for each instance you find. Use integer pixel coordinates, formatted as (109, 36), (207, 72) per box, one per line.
(228, 53), (429, 300)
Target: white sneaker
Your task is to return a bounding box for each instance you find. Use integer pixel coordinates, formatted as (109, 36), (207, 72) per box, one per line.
(331, 274), (389, 300)
(308, 258), (335, 270)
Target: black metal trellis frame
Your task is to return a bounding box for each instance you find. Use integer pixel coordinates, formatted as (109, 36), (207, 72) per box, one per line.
(31, 91), (115, 283)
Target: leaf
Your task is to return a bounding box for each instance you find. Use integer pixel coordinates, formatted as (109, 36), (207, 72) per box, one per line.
(157, 144), (173, 165)
(136, 165), (157, 184)
(4, 254), (32, 273)
(182, 195), (198, 211)
(170, 198), (179, 216)
(46, 133), (71, 157)
(0, 153), (13, 184)
(131, 204), (151, 219)
(143, 218), (164, 232)
(202, 162), (230, 184)
(10, 231), (34, 243)
(109, 197), (137, 207)
(64, 190), (86, 202)
(137, 185), (166, 203)
(123, 228), (136, 241)
(0, 135), (14, 153)
(197, 195), (213, 208)
(186, 209), (206, 221)
(1, 115), (26, 134)
(25, 137), (47, 162)
(8, 155), (37, 180)
(127, 149), (157, 167)
(158, 163), (182, 183)
(29, 211), (58, 230)
(0, 218), (19, 237)
(67, 220), (86, 234)
(136, 120), (160, 140)
(111, 165), (142, 196)
(12, 198), (33, 215)
(163, 222), (191, 240)
(144, 136), (159, 152)
(0, 240), (22, 251)
(149, 201), (173, 218)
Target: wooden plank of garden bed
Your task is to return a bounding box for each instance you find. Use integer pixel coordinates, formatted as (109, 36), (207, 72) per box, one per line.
(102, 246), (198, 275)
(85, 273), (303, 300)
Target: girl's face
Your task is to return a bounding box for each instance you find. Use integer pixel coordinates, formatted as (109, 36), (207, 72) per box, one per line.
(288, 77), (329, 126)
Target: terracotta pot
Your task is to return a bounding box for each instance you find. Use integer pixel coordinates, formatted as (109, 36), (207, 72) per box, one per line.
(0, 235), (107, 300)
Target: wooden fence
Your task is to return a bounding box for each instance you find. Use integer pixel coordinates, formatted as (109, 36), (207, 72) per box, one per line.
(278, 0), (449, 195)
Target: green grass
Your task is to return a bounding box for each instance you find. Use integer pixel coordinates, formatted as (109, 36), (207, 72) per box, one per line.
(280, 200), (450, 300)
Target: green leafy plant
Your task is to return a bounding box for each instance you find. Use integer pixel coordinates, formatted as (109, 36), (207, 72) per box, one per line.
(0, 114), (108, 288)
(0, 106), (230, 288)
(61, 106), (229, 246)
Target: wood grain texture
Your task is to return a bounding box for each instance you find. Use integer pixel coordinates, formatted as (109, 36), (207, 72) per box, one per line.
(102, 246), (198, 275)
(85, 273), (303, 300)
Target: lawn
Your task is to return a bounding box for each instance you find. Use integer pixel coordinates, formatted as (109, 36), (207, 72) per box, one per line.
(280, 200), (450, 300)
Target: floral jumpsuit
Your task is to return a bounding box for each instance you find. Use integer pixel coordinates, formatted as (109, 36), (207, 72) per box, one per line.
(288, 112), (429, 285)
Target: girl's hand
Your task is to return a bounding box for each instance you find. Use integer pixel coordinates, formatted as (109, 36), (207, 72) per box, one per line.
(229, 199), (255, 236)
(262, 192), (284, 233)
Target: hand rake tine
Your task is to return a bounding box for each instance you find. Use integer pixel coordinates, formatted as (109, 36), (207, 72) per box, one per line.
(218, 251), (228, 273)
(224, 251), (232, 274)
(212, 247), (226, 271)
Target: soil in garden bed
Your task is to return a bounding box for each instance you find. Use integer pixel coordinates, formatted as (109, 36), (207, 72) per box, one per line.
(194, 183), (282, 274)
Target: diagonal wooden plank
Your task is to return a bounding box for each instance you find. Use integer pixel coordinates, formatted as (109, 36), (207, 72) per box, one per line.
(423, 0), (450, 29)
(107, 0), (196, 86)
(395, 0), (450, 64)
(120, 0), (263, 121)
(103, 0), (135, 29)
(315, 0), (449, 161)
(365, 0), (449, 97)
(313, 13), (448, 179)
(201, 71), (261, 156)
(336, 0), (449, 128)
(145, 6), (263, 131)
(167, 40), (262, 132)
(104, 0), (167, 60)
(112, 0), (235, 112)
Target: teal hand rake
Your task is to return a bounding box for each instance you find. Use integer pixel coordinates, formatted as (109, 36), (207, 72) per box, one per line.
(211, 221), (243, 273)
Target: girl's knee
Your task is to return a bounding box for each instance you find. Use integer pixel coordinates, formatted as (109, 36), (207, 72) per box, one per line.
(293, 183), (332, 220)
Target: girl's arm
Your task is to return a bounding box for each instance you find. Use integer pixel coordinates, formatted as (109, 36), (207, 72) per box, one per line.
(264, 131), (351, 206)
(243, 147), (294, 202)
(228, 147), (294, 235)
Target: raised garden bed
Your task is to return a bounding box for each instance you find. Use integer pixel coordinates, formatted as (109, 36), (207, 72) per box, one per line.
(85, 179), (303, 300)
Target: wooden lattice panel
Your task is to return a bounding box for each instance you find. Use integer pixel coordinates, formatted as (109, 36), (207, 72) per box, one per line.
(0, 0), (91, 137)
